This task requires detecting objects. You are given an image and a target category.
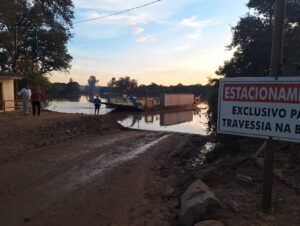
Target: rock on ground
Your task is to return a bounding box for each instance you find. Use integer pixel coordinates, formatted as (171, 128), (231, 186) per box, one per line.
(180, 179), (222, 226)
(194, 220), (224, 226)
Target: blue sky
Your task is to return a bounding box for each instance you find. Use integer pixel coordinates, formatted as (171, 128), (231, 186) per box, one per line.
(50, 0), (249, 86)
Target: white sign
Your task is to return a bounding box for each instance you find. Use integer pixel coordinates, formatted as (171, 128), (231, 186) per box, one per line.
(218, 77), (300, 143)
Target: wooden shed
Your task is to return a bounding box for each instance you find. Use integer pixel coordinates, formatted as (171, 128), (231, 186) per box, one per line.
(0, 72), (22, 112)
(160, 93), (195, 109)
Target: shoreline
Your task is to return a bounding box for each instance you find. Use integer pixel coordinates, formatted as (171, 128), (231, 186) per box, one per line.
(0, 110), (124, 159)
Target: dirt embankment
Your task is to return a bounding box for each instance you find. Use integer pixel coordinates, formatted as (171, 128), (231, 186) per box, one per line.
(175, 138), (300, 226)
(0, 111), (123, 159)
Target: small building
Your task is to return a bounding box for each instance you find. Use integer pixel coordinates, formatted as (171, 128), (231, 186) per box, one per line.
(160, 93), (195, 109)
(0, 72), (22, 112)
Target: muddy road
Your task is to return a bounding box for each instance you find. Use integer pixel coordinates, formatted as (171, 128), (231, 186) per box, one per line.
(0, 129), (188, 226)
(1, 112), (299, 226)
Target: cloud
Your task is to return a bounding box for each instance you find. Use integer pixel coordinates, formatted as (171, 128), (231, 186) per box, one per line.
(180, 16), (223, 28)
(74, 0), (152, 11)
(74, 0), (200, 13)
(85, 11), (107, 20)
(186, 30), (202, 39)
(127, 13), (148, 25)
(77, 10), (145, 25)
(74, 1), (157, 26)
(175, 45), (192, 51)
(74, 0), (201, 25)
(56, 0), (239, 86)
(180, 16), (202, 27)
(136, 35), (157, 43)
(133, 27), (144, 35)
(179, 16), (223, 40)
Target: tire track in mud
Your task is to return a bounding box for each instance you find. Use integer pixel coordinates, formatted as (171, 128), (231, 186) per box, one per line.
(0, 131), (146, 194)
(0, 131), (172, 226)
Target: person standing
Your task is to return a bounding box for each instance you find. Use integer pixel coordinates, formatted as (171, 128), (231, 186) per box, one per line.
(31, 87), (44, 116)
(18, 84), (32, 115)
(93, 96), (101, 115)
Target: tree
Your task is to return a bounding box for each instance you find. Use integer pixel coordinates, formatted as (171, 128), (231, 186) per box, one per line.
(88, 75), (98, 88)
(64, 80), (81, 99)
(206, 78), (220, 135)
(217, 0), (300, 77)
(0, 0), (74, 77)
(48, 80), (81, 100)
(87, 75), (98, 96)
(207, 0), (300, 138)
(19, 65), (51, 91)
(107, 76), (138, 93)
(107, 77), (116, 87)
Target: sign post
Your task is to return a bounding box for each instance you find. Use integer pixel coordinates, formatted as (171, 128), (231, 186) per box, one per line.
(262, 138), (274, 210)
(218, 0), (286, 212)
(264, 0), (286, 211)
(218, 76), (300, 210)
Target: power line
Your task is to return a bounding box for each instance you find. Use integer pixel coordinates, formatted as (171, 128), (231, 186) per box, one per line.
(74, 0), (162, 24)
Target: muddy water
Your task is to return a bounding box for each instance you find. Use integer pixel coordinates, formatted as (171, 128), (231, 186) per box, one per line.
(118, 104), (208, 135)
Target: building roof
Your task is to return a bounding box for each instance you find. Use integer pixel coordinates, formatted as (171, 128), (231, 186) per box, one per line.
(0, 72), (22, 80)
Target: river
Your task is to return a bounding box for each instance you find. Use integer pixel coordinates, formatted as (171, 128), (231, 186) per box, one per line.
(46, 96), (209, 135)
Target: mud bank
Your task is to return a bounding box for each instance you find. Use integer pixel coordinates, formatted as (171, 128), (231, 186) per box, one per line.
(0, 111), (123, 159)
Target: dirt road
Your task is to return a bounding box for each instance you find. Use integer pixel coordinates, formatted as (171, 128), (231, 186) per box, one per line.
(0, 128), (185, 226)
(2, 111), (298, 226)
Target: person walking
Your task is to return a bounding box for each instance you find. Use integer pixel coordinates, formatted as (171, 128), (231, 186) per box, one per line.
(93, 96), (101, 115)
(31, 87), (44, 116)
(18, 84), (31, 115)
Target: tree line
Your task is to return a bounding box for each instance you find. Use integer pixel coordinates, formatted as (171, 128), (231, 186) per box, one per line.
(47, 79), (81, 100)
(47, 75), (210, 101)
(106, 76), (209, 99)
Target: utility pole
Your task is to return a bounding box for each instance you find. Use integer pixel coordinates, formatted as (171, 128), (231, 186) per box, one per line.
(269, 0), (286, 76)
(262, 0), (286, 211)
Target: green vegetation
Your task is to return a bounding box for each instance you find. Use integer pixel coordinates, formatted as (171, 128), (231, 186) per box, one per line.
(46, 75), (209, 102)
(217, 0), (300, 78)
(206, 78), (219, 135)
(0, 0), (74, 88)
(208, 0), (300, 137)
(106, 76), (209, 99)
(87, 75), (99, 96)
(108, 76), (138, 92)
(48, 79), (81, 100)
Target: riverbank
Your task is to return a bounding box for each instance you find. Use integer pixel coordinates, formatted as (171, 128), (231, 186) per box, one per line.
(0, 110), (123, 159)
(0, 111), (299, 225)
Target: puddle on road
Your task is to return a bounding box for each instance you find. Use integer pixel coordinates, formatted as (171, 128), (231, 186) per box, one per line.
(182, 141), (217, 171)
(111, 134), (171, 163)
(73, 134), (171, 185)
(118, 104), (208, 135)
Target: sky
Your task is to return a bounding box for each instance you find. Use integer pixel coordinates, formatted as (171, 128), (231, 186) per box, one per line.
(50, 0), (249, 86)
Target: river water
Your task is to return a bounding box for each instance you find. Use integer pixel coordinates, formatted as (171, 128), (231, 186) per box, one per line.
(118, 105), (208, 135)
(46, 96), (209, 135)
(46, 96), (112, 115)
